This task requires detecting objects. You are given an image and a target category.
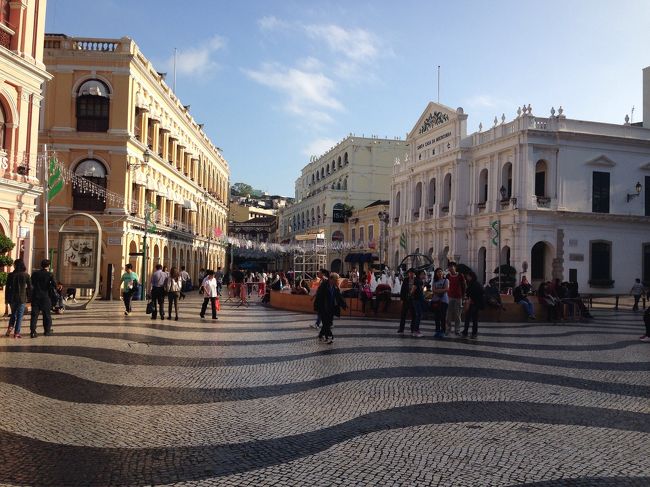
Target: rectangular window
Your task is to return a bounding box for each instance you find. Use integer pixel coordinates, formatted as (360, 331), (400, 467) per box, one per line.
(534, 171), (545, 197)
(359, 227), (365, 243)
(589, 240), (613, 287)
(569, 268), (577, 283)
(642, 243), (650, 286)
(592, 171), (610, 213)
(351, 228), (356, 242)
(645, 176), (650, 217)
(368, 225), (374, 242)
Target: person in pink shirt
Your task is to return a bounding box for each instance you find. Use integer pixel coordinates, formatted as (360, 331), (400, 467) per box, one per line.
(445, 262), (466, 335)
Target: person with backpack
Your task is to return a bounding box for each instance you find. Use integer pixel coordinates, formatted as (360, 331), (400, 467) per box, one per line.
(446, 262), (466, 336)
(165, 267), (183, 321)
(462, 270), (484, 339)
(5, 258), (30, 339)
(179, 266), (191, 300)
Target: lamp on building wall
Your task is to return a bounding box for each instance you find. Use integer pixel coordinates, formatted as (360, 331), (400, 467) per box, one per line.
(128, 148), (152, 168)
(626, 181), (642, 202)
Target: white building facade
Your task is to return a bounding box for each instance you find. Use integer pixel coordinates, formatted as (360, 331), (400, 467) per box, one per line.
(390, 98), (650, 294)
(278, 135), (406, 272)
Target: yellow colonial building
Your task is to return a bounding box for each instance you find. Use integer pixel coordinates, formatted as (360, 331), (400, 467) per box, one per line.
(0, 0), (50, 270)
(346, 200), (390, 271)
(38, 34), (229, 298)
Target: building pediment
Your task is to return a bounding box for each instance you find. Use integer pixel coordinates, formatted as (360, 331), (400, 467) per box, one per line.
(585, 155), (616, 167)
(408, 102), (459, 140)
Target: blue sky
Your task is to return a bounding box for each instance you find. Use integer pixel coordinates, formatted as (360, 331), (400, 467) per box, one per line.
(46, 0), (650, 196)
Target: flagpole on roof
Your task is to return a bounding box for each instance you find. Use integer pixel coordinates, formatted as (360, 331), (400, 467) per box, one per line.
(173, 47), (177, 93)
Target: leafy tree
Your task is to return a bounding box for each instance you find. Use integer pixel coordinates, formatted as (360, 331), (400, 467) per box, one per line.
(342, 204), (354, 221)
(231, 182), (254, 196)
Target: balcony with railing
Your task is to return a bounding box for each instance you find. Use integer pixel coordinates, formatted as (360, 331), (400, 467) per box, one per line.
(0, 150), (40, 185)
(536, 196), (551, 208)
(0, 23), (13, 49)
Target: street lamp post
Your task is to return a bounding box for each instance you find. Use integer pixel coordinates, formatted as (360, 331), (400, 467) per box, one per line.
(128, 149), (151, 299)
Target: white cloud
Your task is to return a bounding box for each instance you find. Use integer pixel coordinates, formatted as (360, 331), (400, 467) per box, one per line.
(258, 15), (291, 31)
(304, 24), (380, 62)
(303, 138), (339, 158)
(465, 94), (507, 110)
(244, 62), (342, 126)
(164, 35), (225, 79)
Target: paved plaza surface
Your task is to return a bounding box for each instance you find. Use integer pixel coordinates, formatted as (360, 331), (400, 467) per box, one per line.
(0, 295), (648, 486)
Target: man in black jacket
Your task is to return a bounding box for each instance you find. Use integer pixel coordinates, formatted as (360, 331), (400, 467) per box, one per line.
(313, 272), (346, 344)
(398, 268), (424, 337)
(29, 259), (56, 338)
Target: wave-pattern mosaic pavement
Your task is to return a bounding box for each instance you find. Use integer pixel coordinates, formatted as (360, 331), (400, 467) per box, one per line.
(0, 297), (648, 486)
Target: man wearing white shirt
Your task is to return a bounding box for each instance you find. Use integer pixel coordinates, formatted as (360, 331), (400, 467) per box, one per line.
(200, 270), (219, 320)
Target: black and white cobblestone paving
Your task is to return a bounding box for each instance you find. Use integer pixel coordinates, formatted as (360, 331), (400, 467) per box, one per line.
(0, 296), (648, 486)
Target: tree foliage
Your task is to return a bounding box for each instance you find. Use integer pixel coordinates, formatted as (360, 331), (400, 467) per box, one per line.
(231, 182), (254, 196)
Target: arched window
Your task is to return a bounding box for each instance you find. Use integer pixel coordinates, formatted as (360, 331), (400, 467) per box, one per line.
(317, 206), (321, 224)
(344, 152), (349, 165)
(442, 173), (452, 211)
(501, 246), (511, 267)
(311, 208), (315, 225)
(413, 182), (422, 218)
(394, 191), (401, 221)
(72, 159), (107, 212)
(0, 102), (6, 150)
(326, 163), (330, 175)
(1, 0), (10, 28)
(535, 160), (547, 197)
(502, 162), (513, 199)
(342, 178), (347, 190)
(316, 171), (320, 181)
(427, 178), (436, 208)
(332, 203), (345, 223)
(76, 79), (110, 132)
(478, 168), (488, 204)
(321, 168), (325, 178)
(478, 247), (487, 284)
(338, 156), (342, 168)
(336, 181), (341, 190)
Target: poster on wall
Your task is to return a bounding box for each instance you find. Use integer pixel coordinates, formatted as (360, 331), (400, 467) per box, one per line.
(57, 232), (99, 288)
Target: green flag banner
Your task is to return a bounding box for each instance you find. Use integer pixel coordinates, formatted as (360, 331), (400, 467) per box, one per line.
(48, 157), (64, 201)
(490, 220), (500, 246)
(400, 232), (407, 250)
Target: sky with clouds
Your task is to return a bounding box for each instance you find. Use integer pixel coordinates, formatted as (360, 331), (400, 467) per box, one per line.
(46, 0), (650, 196)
